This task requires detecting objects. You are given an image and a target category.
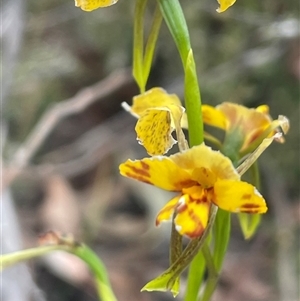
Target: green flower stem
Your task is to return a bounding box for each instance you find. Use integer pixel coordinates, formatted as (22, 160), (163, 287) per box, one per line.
(199, 244), (219, 301)
(133, 0), (148, 92)
(1, 245), (69, 269)
(251, 160), (260, 189)
(183, 240), (208, 301)
(143, 4), (163, 88)
(75, 244), (117, 301)
(156, 0), (190, 64)
(199, 209), (231, 301)
(157, 0), (204, 146)
(184, 50), (204, 146)
(213, 210), (231, 271)
(1, 244), (117, 301)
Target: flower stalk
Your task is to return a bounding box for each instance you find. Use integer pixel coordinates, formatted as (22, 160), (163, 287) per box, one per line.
(1, 236), (117, 301)
(157, 0), (204, 146)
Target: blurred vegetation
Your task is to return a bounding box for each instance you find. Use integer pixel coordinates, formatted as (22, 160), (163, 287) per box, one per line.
(2, 0), (299, 300)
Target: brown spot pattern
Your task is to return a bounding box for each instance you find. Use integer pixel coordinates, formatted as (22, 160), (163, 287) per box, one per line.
(241, 194), (252, 200)
(241, 203), (261, 213)
(176, 197), (207, 238)
(175, 179), (198, 189)
(124, 172), (152, 185)
(125, 164), (150, 178)
(185, 210), (204, 238)
(141, 161), (150, 170)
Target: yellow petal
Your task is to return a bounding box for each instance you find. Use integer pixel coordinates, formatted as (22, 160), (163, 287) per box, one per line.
(219, 102), (271, 134)
(256, 105), (270, 115)
(216, 102), (273, 151)
(202, 105), (227, 130)
(156, 195), (181, 225)
(216, 0), (237, 13)
(135, 108), (176, 155)
(131, 87), (182, 117)
(124, 88), (186, 155)
(171, 144), (239, 182)
(213, 180), (267, 214)
(119, 157), (196, 191)
(75, 0), (118, 11)
(174, 188), (211, 238)
(191, 167), (217, 188)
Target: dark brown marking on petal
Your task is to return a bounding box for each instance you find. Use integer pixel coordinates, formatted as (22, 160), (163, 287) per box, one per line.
(177, 203), (187, 213)
(247, 129), (264, 146)
(240, 203), (261, 213)
(125, 164), (150, 178)
(185, 227), (204, 239)
(175, 179), (198, 189)
(241, 194), (252, 200)
(124, 172), (152, 185)
(177, 198), (210, 238)
(196, 195), (207, 204)
(184, 210), (205, 239)
(140, 161), (150, 170)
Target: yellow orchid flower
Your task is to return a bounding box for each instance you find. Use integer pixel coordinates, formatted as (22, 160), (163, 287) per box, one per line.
(75, 0), (118, 11)
(120, 143), (267, 239)
(216, 0), (237, 13)
(201, 102), (289, 154)
(122, 87), (187, 156)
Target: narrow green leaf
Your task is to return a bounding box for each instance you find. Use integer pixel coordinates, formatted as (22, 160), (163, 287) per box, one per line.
(143, 4), (162, 87)
(157, 0), (190, 64)
(133, 0), (148, 92)
(141, 269), (180, 297)
(143, 206), (218, 296)
(184, 49), (204, 146)
(157, 0), (203, 147)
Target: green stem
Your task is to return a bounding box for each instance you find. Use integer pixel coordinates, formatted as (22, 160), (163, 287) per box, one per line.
(74, 245), (117, 301)
(184, 242), (207, 301)
(157, 0), (203, 146)
(156, 0), (190, 64)
(1, 245), (69, 269)
(1, 244), (117, 301)
(133, 0), (148, 92)
(250, 160), (260, 189)
(199, 244), (219, 301)
(198, 210), (230, 301)
(184, 50), (204, 146)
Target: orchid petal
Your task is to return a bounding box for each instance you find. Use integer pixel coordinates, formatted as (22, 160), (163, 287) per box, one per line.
(213, 180), (267, 214)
